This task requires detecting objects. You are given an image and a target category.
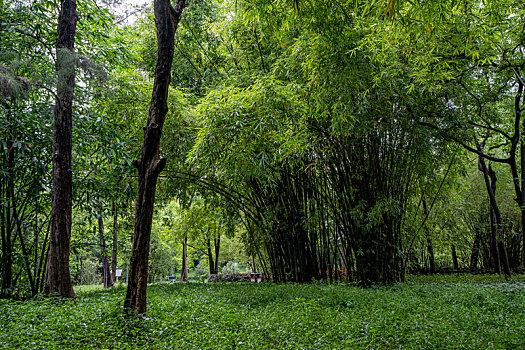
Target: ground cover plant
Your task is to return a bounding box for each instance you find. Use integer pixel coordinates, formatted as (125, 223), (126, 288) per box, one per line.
(1, 275), (525, 349)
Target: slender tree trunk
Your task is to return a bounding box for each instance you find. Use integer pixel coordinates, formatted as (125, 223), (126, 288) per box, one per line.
(98, 215), (113, 288)
(33, 214), (40, 284)
(1, 101), (15, 298)
(470, 229), (481, 271)
(422, 199), (435, 273)
(488, 163), (510, 277)
(0, 207), (12, 298)
(37, 220), (50, 293)
(451, 245), (459, 271)
(521, 206), (525, 268)
(426, 237), (436, 273)
(214, 235), (220, 275)
(500, 81), (524, 269)
(45, 0), (77, 298)
(489, 203), (501, 273)
(0, 144), (13, 298)
(498, 241), (511, 279)
(112, 203), (118, 284)
(207, 238), (214, 275)
(123, 0), (185, 315)
(180, 235), (188, 282)
(18, 218), (36, 295)
(478, 155), (504, 274)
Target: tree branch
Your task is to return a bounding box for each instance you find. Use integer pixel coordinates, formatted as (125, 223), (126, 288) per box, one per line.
(416, 121), (511, 164)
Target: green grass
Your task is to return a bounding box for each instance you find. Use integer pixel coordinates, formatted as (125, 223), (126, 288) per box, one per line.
(1, 275), (525, 349)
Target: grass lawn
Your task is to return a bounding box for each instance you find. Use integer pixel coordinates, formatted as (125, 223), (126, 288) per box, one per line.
(1, 275), (525, 349)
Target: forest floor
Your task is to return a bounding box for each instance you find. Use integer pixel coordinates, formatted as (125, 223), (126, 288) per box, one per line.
(1, 274), (524, 349)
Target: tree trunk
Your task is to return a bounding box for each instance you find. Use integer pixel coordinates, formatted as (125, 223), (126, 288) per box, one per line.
(44, 0), (77, 298)
(488, 163), (503, 271)
(36, 221), (50, 293)
(502, 81), (524, 269)
(426, 238), (436, 273)
(470, 228), (481, 271)
(123, 0), (185, 315)
(214, 235), (220, 275)
(180, 235), (188, 282)
(0, 199), (12, 298)
(207, 238), (214, 276)
(519, 203), (525, 268)
(33, 213), (40, 285)
(18, 218), (36, 295)
(478, 155), (503, 274)
(489, 204), (501, 273)
(422, 199), (435, 273)
(98, 215), (113, 288)
(451, 245), (459, 271)
(112, 203), (118, 284)
(498, 240), (511, 279)
(0, 140), (14, 298)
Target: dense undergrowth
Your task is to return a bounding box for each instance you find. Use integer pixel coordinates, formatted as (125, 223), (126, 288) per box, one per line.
(1, 275), (525, 349)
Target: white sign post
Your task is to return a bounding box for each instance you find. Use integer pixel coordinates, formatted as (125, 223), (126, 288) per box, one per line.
(115, 269), (122, 281)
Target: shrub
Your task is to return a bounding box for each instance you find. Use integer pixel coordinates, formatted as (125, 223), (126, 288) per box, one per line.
(207, 273), (251, 282)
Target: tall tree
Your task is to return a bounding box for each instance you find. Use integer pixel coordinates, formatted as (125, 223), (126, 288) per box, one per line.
(124, 0), (185, 314)
(44, 0), (78, 298)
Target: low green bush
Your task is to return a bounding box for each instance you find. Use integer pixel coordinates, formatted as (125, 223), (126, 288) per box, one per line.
(207, 273), (251, 282)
